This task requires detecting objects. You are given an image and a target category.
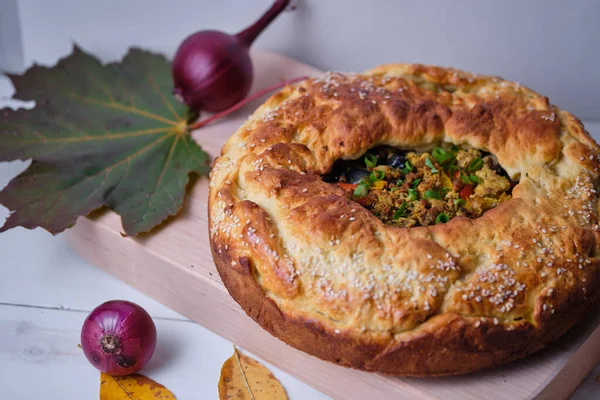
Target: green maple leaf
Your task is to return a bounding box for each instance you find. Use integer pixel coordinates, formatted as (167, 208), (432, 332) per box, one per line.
(0, 46), (210, 236)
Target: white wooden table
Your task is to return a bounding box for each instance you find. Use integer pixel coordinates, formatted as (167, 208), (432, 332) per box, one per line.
(0, 158), (329, 399)
(0, 76), (598, 398)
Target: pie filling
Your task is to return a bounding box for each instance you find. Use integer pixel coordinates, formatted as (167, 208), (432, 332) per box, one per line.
(323, 145), (517, 227)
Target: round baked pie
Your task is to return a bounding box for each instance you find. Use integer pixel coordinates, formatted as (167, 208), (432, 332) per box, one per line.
(208, 64), (600, 376)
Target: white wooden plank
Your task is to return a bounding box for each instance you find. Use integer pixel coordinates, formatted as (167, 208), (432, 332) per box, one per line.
(0, 304), (329, 399)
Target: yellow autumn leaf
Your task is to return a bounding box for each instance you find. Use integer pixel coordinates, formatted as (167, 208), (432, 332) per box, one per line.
(100, 372), (176, 400)
(219, 347), (288, 400)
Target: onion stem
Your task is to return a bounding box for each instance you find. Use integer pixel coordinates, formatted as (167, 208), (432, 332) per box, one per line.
(236, 0), (291, 47)
(188, 75), (308, 130)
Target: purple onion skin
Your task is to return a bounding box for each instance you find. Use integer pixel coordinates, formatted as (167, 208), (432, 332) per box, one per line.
(81, 300), (157, 376)
(172, 0), (290, 113)
(172, 31), (253, 113)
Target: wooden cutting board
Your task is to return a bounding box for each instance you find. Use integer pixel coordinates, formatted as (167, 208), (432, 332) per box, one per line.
(65, 50), (600, 400)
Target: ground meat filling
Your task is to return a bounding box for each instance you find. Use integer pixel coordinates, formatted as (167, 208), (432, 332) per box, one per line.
(323, 146), (516, 228)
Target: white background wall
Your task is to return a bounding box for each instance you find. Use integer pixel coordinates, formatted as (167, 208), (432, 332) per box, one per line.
(1, 0), (599, 121)
(0, 0), (23, 72)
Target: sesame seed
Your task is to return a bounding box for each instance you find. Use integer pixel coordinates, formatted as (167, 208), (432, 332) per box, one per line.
(493, 318), (499, 325)
(349, 217), (356, 221)
(231, 261), (237, 266)
(334, 329), (341, 334)
(427, 254), (433, 260)
(302, 188), (308, 193)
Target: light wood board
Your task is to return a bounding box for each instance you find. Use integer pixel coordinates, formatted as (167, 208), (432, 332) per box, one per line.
(65, 50), (600, 400)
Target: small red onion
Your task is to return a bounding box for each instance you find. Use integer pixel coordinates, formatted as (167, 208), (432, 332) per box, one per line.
(172, 0), (291, 113)
(81, 300), (157, 375)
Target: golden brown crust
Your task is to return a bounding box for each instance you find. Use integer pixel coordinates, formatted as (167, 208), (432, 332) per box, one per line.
(208, 64), (600, 376)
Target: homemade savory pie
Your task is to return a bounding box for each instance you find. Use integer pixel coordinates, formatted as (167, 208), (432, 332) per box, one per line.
(208, 64), (600, 376)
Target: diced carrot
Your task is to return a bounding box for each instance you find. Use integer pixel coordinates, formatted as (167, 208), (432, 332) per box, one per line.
(336, 182), (358, 195)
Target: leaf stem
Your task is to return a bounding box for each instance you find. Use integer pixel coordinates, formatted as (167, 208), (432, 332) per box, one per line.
(233, 346), (256, 400)
(188, 76), (308, 130)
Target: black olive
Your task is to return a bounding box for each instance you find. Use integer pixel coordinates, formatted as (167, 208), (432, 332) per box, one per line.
(322, 170), (343, 182)
(492, 163), (510, 179)
(345, 169), (370, 184)
(372, 147), (390, 163)
(322, 162), (349, 182)
(484, 155), (510, 180)
(387, 154), (407, 170)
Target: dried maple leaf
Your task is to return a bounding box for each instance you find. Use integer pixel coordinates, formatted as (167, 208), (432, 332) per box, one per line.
(0, 45), (210, 236)
(219, 347), (288, 400)
(100, 372), (176, 399)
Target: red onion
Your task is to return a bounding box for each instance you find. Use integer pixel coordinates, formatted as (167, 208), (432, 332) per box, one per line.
(172, 0), (291, 113)
(81, 300), (157, 375)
